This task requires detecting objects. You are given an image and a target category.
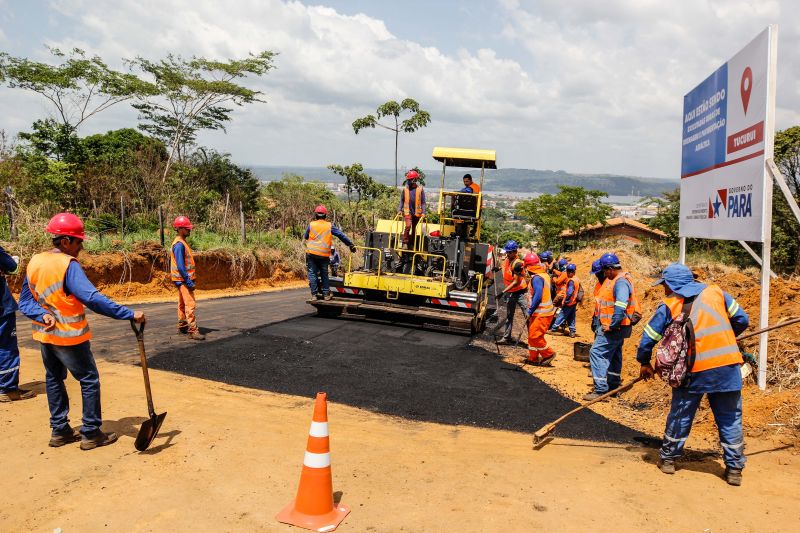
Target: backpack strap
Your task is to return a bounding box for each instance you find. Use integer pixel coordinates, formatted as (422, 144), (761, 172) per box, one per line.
(680, 295), (697, 386)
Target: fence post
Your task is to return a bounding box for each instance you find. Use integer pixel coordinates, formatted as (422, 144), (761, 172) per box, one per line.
(120, 195), (125, 239)
(4, 186), (17, 241)
(158, 206), (165, 247)
(223, 191), (230, 233)
(239, 201), (246, 244)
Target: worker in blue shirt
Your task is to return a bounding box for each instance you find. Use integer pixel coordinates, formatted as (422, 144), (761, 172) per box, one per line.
(170, 216), (204, 340)
(0, 246), (32, 402)
(637, 263), (749, 485)
(329, 246), (341, 278)
(305, 205), (356, 300)
(549, 263), (580, 337)
(19, 213), (146, 450)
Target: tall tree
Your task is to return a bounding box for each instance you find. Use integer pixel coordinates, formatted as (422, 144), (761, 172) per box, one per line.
(775, 126), (800, 196)
(352, 98), (431, 188)
(0, 47), (154, 129)
(129, 52), (275, 181)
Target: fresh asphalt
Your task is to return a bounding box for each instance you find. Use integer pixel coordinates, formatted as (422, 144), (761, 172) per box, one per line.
(18, 287), (648, 443)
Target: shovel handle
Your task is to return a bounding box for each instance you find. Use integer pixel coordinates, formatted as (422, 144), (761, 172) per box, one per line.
(130, 319), (145, 339)
(131, 319), (156, 417)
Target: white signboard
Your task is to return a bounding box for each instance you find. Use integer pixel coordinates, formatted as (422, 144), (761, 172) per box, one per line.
(679, 27), (777, 242)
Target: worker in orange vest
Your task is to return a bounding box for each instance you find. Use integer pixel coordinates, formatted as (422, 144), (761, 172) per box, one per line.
(638, 263), (749, 486)
(171, 215), (204, 340)
(589, 258), (606, 335)
(586, 253), (641, 400)
(549, 263), (580, 337)
(460, 173), (480, 194)
(523, 252), (556, 365)
(0, 246), (29, 402)
(398, 170), (425, 249)
(497, 240), (528, 345)
(304, 205), (356, 300)
(18, 213), (146, 450)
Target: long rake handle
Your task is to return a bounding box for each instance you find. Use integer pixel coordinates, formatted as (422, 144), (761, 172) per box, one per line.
(546, 377), (644, 429)
(736, 316), (800, 341)
(130, 320), (156, 417)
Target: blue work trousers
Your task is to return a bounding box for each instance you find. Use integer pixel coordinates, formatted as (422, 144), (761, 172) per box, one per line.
(306, 254), (330, 296)
(502, 290), (528, 340)
(589, 326), (625, 393)
(40, 341), (102, 436)
(551, 305), (577, 333)
(661, 388), (745, 469)
(0, 313), (20, 392)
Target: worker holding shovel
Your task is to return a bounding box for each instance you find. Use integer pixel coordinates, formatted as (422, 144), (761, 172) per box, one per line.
(18, 213), (146, 450)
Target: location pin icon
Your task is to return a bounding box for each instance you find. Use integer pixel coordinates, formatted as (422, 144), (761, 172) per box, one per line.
(740, 66), (753, 115)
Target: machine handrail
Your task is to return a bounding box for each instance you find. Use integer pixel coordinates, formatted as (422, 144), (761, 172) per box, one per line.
(347, 245), (384, 280)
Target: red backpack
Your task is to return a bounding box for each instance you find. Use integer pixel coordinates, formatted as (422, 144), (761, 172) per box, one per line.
(655, 298), (696, 388)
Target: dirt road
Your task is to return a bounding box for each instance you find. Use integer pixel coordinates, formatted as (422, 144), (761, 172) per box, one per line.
(3, 288), (799, 531)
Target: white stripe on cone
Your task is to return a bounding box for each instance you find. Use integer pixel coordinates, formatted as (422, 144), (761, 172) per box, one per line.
(309, 421), (329, 437)
(304, 451), (332, 468)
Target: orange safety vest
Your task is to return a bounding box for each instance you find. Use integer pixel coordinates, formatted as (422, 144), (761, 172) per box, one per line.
(467, 182), (481, 194)
(564, 278), (581, 306)
(597, 272), (641, 327)
(502, 257), (528, 292)
(527, 266), (555, 317)
(592, 280), (602, 317)
(26, 251), (92, 346)
(306, 219), (333, 257)
(403, 186), (424, 216)
(663, 285), (742, 373)
(170, 236), (196, 283)
(553, 270), (568, 297)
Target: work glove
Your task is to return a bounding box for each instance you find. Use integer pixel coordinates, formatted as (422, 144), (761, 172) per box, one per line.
(349, 245), (357, 253)
(742, 352), (757, 366)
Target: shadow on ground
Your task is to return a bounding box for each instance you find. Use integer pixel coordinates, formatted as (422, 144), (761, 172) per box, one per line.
(148, 315), (650, 443)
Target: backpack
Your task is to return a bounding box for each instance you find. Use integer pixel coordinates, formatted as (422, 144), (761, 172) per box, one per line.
(575, 285), (584, 304)
(655, 297), (696, 388)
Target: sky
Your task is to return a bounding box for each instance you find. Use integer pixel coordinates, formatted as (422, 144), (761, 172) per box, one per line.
(0, 0), (797, 179)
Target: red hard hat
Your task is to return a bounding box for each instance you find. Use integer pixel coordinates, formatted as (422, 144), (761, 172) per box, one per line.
(523, 252), (540, 267)
(173, 215), (193, 229)
(406, 170), (419, 180)
(314, 204), (328, 215)
(46, 212), (86, 240)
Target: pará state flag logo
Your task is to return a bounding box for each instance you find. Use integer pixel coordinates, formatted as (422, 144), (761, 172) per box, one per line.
(707, 188), (728, 218)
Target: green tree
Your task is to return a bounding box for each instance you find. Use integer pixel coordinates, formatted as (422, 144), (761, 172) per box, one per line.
(130, 52), (276, 180)
(775, 126), (800, 195)
(190, 148), (261, 213)
(645, 188), (680, 243)
(0, 47), (154, 129)
(260, 175), (334, 237)
(516, 185), (612, 250)
(352, 98), (431, 188)
(17, 119), (83, 162)
(328, 162), (392, 231)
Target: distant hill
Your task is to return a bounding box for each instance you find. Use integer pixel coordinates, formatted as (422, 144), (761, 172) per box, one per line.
(248, 165), (678, 198)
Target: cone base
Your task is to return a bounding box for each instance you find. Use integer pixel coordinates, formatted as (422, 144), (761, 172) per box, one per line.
(276, 500), (350, 532)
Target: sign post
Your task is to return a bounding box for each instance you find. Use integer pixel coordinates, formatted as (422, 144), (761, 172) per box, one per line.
(678, 26), (778, 390)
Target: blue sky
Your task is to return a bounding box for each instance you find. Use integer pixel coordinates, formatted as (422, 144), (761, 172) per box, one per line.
(1, 0), (797, 178)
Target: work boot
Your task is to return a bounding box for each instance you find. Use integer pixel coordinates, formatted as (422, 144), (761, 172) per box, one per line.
(0, 389), (35, 402)
(725, 467), (742, 486)
(188, 331), (206, 341)
(569, 331), (577, 338)
(323, 292), (333, 301)
(582, 391), (603, 401)
(80, 431), (119, 451)
(528, 354), (556, 367)
(658, 459), (676, 474)
(177, 320), (189, 334)
(315, 293), (324, 301)
(49, 427), (81, 447)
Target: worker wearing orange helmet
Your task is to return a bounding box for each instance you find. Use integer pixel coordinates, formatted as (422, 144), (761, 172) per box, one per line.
(304, 205), (356, 300)
(523, 252), (556, 366)
(18, 213), (146, 450)
(398, 169), (426, 249)
(170, 215), (204, 340)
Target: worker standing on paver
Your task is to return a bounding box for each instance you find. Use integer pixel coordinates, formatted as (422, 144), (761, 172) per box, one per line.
(329, 246), (341, 278)
(305, 205), (356, 300)
(18, 213), (146, 449)
(497, 240), (528, 345)
(550, 263), (580, 337)
(171, 216), (205, 341)
(523, 252), (556, 365)
(586, 252), (641, 400)
(637, 263), (749, 486)
(0, 247), (33, 403)
(398, 170), (426, 249)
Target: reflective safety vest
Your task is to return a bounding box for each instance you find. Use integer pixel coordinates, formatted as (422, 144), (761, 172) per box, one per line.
(170, 237), (196, 283)
(663, 285), (742, 373)
(502, 257), (528, 292)
(467, 182), (481, 194)
(528, 266), (554, 316)
(306, 219), (333, 257)
(403, 186), (424, 216)
(553, 270), (568, 297)
(597, 272), (641, 327)
(592, 280), (603, 317)
(564, 278), (581, 306)
(26, 251), (91, 346)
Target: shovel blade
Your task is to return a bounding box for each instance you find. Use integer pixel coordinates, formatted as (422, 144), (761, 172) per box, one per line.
(134, 412), (167, 451)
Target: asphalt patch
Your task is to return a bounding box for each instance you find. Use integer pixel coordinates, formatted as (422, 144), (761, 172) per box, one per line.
(149, 316), (647, 443)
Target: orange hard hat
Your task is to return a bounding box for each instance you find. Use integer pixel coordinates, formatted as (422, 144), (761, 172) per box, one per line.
(173, 215), (193, 229)
(46, 213), (86, 240)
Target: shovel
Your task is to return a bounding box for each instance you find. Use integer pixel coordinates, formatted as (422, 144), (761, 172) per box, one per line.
(130, 319), (167, 451)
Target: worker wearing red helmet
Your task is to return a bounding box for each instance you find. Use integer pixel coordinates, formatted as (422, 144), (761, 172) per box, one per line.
(18, 213), (146, 450)
(170, 215), (204, 340)
(304, 205), (356, 300)
(523, 252), (556, 366)
(398, 169), (426, 250)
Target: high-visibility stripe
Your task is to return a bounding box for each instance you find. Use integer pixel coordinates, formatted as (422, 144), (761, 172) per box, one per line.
(0, 365), (20, 374)
(303, 451), (331, 469)
(614, 300), (628, 308)
(663, 433), (687, 443)
(309, 421), (329, 438)
(40, 281), (64, 298)
(32, 324), (90, 338)
(644, 324), (663, 341)
(727, 300), (740, 317)
(720, 440), (744, 450)
(607, 371), (621, 377)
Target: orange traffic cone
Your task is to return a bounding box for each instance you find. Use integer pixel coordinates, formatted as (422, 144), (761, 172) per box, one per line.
(276, 392), (350, 532)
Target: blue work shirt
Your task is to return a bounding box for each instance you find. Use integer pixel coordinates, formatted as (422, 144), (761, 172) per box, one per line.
(398, 186), (426, 215)
(609, 275), (633, 329)
(636, 287), (749, 393)
(19, 259), (135, 322)
(302, 223), (354, 250)
(171, 241), (194, 288)
(564, 279), (575, 306)
(526, 275), (545, 316)
(0, 246), (19, 318)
